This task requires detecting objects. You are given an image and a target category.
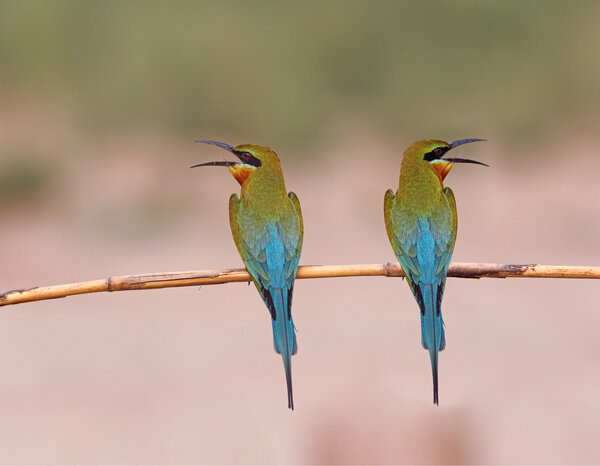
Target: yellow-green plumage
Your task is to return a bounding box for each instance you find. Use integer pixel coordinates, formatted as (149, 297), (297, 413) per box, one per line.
(384, 138), (486, 405)
(193, 142), (303, 410)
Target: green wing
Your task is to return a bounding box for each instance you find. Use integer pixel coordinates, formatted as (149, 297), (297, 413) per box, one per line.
(384, 188), (420, 282)
(384, 187), (456, 287)
(437, 186), (457, 276)
(229, 192), (303, 311)
(288, 191), (304, 259)
(383, 189), (396, 251)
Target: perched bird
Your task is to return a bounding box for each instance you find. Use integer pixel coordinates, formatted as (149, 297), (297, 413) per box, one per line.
(384, 138), (487, 405)
(192, 141), (303, 410)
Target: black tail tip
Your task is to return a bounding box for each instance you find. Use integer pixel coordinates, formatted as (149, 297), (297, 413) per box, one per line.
(285, 364), (294, 410)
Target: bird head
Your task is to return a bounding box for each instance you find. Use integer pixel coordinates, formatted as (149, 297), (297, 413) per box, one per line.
(191, 140), (281, 187)
(403, 138), (488, 182)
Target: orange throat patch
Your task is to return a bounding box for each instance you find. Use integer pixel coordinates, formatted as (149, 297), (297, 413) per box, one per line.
(430, 160), (453, 183)
(228, 164), (255, 187)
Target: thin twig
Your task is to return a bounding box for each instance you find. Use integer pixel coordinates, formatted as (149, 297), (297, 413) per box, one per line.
(1, 262), (599, 308)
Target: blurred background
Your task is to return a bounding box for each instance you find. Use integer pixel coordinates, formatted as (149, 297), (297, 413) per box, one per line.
(1, 0), (600, 463)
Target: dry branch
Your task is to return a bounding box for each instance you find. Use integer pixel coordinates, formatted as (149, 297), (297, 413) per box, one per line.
(1, 262), (599, 308)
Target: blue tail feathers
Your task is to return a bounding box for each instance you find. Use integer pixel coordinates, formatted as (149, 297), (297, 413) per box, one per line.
(419, 283), (445, 405)
(270, 287), (297, 410)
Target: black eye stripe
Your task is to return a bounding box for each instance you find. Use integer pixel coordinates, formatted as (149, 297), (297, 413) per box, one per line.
(424, 146), (450, 161)
(233, 150), (262, 167)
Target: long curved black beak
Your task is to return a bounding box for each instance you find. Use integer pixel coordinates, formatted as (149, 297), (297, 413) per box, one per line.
(190, 160), (237, 168)
(195, 140), (234, 152)
(449, 138), (486, 149)
(445, 138), (488, 167)
(190, 140), (237, 168)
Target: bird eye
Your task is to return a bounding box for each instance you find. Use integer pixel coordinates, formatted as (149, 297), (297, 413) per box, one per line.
(424, 145), (450, 162)
(234, 149), (262, 167)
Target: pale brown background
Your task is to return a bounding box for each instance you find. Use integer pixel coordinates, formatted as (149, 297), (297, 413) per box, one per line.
(1, 1), (600, 464)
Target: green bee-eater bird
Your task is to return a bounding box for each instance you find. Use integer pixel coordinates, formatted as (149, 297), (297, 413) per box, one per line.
(384, 138), (487, 405)
(191, 141), (303, 410)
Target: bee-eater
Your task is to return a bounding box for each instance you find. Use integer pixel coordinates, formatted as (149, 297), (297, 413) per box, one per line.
(383, 138), (487, 405)
(191, 141), (303, 410)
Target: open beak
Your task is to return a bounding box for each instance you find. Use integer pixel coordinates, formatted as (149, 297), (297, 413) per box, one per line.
(444, 138), (488, 167)
(190, 140), (238, 168)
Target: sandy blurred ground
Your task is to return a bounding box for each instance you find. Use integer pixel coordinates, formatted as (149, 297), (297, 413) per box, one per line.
(1, 115), (600, 464)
